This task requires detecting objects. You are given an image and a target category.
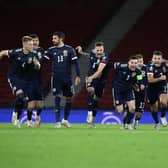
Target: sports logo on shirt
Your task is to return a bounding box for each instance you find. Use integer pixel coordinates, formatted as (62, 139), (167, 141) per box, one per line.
(141, 70), (146, 77)
(17, 57), (21, 60)
(149, 66), (153, 71)
(131, 72), (136, 77)
(63, 50), (68, 56)
(28, 57), (33, 64)
(37, 52), (42, 59)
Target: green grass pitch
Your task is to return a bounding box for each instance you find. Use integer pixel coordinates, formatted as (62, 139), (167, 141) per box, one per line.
(0, 123), (168, 168)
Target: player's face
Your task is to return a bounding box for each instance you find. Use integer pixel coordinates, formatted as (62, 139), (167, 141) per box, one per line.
(23, 40), (34, 52)
(52, 35), (62, 46)
(94, 46), (104, 58)
(137, 58), (144, 67)
(32, 37), (39, 49)
(152, 55), (162, 65)
(128, 59), (138, 70)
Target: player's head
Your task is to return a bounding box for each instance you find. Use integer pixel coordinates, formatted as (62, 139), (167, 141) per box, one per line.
(128, 55), (138, 70)
(22, 36), (33, 52)
(152, 50), (163, 66)
(52, 31), (65, 46)
(135, 54), (144, 68)
(29, 34), (39, 49)
(94, 42), (104, 58)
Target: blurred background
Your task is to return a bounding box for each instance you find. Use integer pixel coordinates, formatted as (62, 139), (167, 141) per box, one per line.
(0, 0), (168, 111)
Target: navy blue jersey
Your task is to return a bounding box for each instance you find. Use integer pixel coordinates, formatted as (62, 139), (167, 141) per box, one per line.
(87, 51), (109, 80)
(136, 65), (147, 86)
(45, 45), (77, 79)
(147, 62), (168, 88)
(8, 48), (40, 81)
(31, 47), (48, 82)
(113, 63), (142, 91)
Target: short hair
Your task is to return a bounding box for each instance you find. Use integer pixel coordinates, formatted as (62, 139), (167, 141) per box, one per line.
(153, 50), (162, 56)
(128, 55), (138, 61)
(94, 41), (104, 47)
(135, 54), (143, 59)
(53, 31), (65, 40)
(29, 34), (39, 39)
(22, 36), (33, 43)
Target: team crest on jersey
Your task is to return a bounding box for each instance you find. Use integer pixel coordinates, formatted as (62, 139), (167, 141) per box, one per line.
(63, 50), (68, 56)
(141, 70), (146, 77)
(149, 66), (153, 71)
(28, 57), (33, 64)
(37, 52), (42, 59)
(97, 59), (100, 64)
(131, 72), (136, 77)
(17, 57), (21, 60)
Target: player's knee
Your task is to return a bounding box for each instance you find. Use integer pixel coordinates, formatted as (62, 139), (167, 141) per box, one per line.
(37, 104), (43, 109)
(116, 106), (123, 114)
(36, 101), (43, 109)
(136, 112), (142, 119)
(160, 103), (167, 109)
(150, 105), (158, 113)
(160, 100), (167, 107)
(129, 106), (135, 113)
(94, 95), (100, 101)
(27, 106), (34, 111)
(87, 87), (95, 95)
(28, 102), (35, 110)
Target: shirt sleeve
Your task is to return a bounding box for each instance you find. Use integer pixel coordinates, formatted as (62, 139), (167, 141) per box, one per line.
(8, 49), (17, 58)
(70, 48), (78, 61)
(100, 55), (108, 65)
(114, 62), (128, 70)
(45, 49), (52, 59)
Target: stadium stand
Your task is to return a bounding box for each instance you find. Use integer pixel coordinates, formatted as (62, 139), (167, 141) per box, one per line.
(0, 0), (125, 106)
(72, 0), (168, 109)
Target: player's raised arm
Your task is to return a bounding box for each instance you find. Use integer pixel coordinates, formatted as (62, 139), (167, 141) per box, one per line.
(113, 62), (128, 70)
(75, 46), (90, 58)
(0, 50), (9, 59)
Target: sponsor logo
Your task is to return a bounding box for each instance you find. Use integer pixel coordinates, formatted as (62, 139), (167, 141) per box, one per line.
(101, 112), (121, 124)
